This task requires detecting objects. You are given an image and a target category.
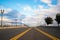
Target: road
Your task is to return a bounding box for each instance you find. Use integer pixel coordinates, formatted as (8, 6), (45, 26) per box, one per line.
(37, 27), (60, 39)
(0, 28), (28, 40)
(18, 28), (51, 40)
(0, 27), (60, 40)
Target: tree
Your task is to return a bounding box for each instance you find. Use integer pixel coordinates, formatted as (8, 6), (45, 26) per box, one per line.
(55, 13), (60, 27)
(45, 17), (53, 26)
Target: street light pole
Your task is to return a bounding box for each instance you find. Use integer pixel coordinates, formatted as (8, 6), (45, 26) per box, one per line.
(1, 9), (4, 27)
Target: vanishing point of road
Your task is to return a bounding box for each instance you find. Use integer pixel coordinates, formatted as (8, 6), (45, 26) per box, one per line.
(0, 27), (60, 40)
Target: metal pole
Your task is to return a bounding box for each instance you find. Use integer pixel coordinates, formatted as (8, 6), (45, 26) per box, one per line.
(15, 19), (17, 27)
(16, 19), (17, 27)
(1, 9), (4, 27)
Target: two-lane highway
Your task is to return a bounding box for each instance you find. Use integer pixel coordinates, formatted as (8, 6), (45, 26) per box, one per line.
(0, 27), (60, 40)
(18, 28), (51, 40)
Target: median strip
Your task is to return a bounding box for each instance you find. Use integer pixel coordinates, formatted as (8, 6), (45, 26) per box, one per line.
(10, 28), (32, 40)
(35, 28), (60, 40)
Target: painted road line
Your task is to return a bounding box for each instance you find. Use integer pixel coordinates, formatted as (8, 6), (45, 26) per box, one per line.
(10, 28), (32, 40)
(35, 28), (60, 40)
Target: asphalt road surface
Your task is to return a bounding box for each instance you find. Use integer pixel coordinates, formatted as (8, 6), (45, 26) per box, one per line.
(18, 28), (51, 40)
(0, 27), (60, 40)
(37, 27), (60, 38)
(0, 28), (28, 40)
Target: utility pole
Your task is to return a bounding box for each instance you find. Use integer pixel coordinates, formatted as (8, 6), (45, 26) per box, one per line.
(0, 9), (4, 27)
(15, 19), (18, 27)
(16, 19), (17, 27)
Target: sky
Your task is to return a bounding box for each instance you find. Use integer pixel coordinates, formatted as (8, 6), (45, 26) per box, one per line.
(0, 0), (60, 27)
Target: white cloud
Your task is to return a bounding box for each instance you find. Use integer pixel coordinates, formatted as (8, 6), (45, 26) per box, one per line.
(22, 14), (46, 26)
(22, 16), (40, 26)
(0, 1), (59, 26)
(0, 16), (22, 25)
(21, 1), (60, 26)
(4, 8), (12, 14)
(23, 5), (32, 12)
(41, 0), (51, 4)
(0, 16), (13, 22)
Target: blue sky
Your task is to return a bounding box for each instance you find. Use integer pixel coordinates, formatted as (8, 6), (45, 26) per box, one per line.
(0, 0), (60, 26)
(0, 0), (58, 11)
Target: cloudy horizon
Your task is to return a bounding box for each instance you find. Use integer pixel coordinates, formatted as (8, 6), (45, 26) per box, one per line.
(0, 0), (60, 27)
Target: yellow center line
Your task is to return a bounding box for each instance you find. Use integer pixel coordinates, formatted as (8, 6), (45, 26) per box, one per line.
(10, 28), (32, 40)
(35, 28), (60, 40)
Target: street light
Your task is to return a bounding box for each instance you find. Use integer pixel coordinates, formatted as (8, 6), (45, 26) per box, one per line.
(0, 9), (4, 27)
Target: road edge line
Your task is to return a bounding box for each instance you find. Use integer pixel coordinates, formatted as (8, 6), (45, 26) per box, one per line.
(35, 28), (60, 40)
